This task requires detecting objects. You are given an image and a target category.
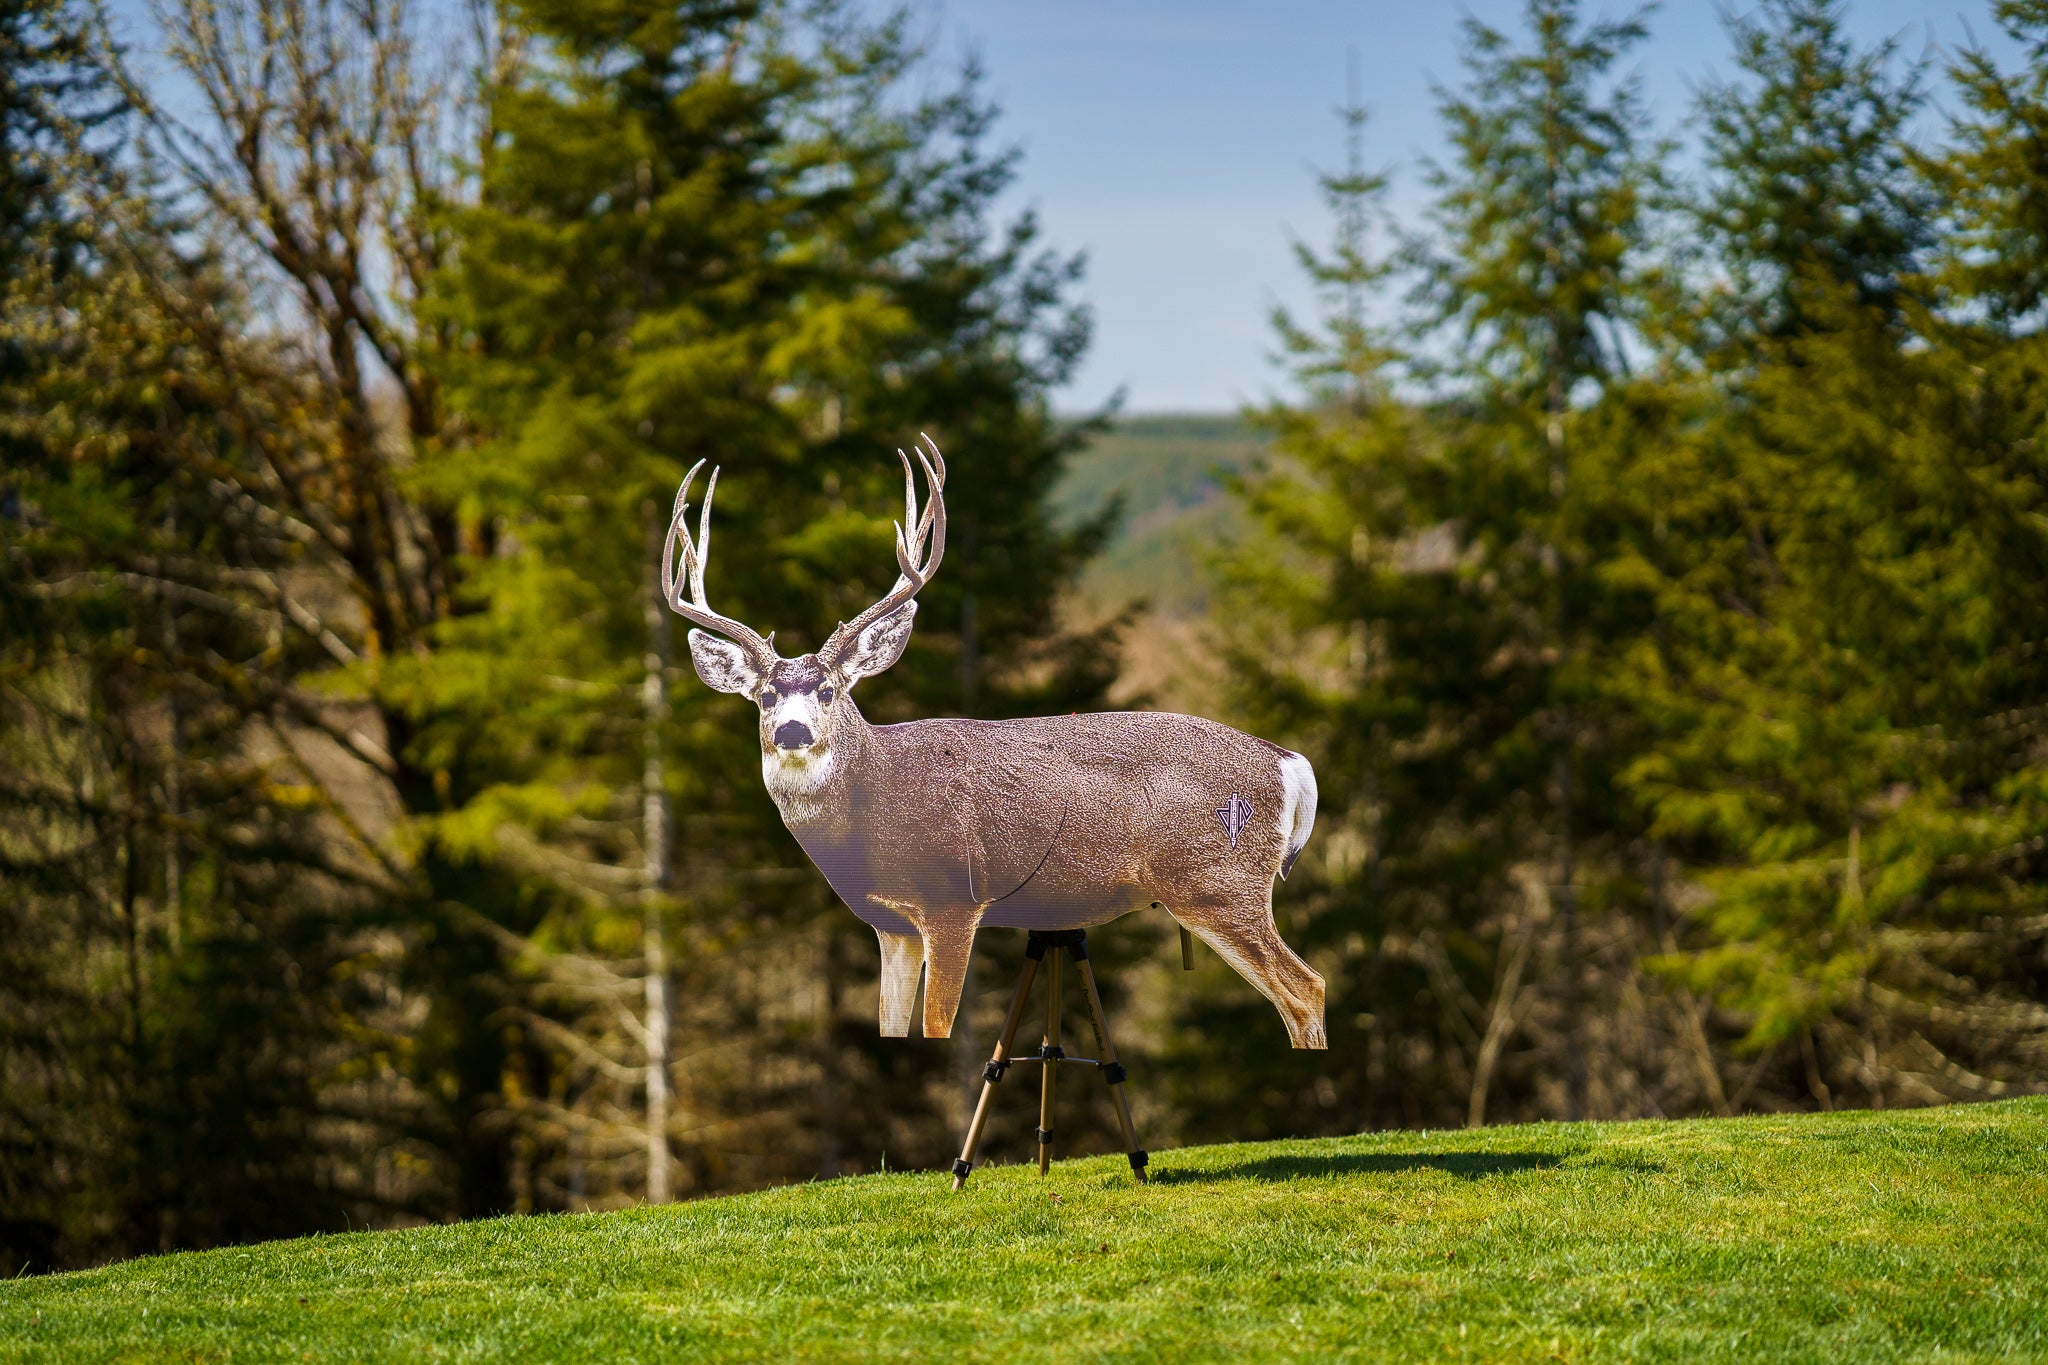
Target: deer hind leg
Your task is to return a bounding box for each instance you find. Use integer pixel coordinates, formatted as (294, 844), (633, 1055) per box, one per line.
(917, 910), (986, 1040)
(876, 930), (923, 1038)
(1173, 896), (1327, 1050)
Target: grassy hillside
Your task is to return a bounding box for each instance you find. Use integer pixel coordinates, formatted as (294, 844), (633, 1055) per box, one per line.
(6, 1100), (2045, 1363)
(1051, 412), (1264, 621)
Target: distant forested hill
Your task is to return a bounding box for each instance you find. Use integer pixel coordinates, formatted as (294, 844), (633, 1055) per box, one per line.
(1050, 414), (1264, 707)
(1051, 413), (1263, 619)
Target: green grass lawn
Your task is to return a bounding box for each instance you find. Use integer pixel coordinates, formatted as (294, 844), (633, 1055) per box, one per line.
(6, 1098), (2046, 1363)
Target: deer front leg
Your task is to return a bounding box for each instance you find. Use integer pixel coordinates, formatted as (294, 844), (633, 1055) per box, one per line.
(918, 910), (986, 1040)
(867, 898), (987, 1040)
(876, 930), (923, 1037)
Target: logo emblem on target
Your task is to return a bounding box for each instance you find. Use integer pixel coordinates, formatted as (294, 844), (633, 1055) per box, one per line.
(1216, 792), (1253, 849)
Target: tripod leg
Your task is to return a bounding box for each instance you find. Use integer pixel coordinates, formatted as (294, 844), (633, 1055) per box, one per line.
(951, 952), (1040, 1191)
(1075, 954), (1148, 1183)
(1037, 948), (1064, 1176)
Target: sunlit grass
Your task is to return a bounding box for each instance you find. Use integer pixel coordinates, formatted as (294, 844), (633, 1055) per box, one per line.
(6, 1098), (2045, 1362)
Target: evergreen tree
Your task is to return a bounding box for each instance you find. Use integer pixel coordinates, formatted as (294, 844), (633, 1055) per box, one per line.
(1692, 0), (1933, 348)
(1931, 0), (2048, 327)
(1629, 2), (2048, 1107)
(1182, 0), (1697, 1141)
(1404, 0), (1660, 1122)
(1161, 89), (1430, 1136)
(415, 0), (1113, 1202)
(1629, 290), (2048, 1107)
(0, 0), (108, 272)
(1, 21), (419, 1262)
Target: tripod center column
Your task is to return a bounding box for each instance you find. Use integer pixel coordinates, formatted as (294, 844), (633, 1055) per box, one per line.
(1037, 945), (1064, 1176)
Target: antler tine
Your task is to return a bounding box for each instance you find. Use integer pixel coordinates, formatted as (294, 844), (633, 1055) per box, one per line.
(885, 437), (946, 581)
(898, 447), (919, 553)
(691, 466), (718, 609)
(660, 461), (774, 661)
(661, 460), (705, 609)
(819, 436), (949, 667)
(911, 435), (944, 571)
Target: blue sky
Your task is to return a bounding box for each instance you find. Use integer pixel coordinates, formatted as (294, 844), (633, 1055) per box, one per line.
(907, 1), (2024, 414)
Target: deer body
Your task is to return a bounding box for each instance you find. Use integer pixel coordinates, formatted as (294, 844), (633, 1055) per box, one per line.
(785, 709), (1300, 933)
(663, 441), (1327, 1053)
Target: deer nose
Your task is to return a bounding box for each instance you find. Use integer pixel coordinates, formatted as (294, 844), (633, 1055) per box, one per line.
(773, 719), (814, 750)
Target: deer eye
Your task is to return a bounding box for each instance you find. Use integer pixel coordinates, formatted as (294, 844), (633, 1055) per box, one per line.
(759, 689), (775, 708)
(819, 686), (835, 705)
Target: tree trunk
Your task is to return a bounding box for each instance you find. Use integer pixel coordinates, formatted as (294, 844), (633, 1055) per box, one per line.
(1468, 912), (1537, 1128)
(1548, 367), (1586, 1123)
(816, 925), (843, 1179)
(160, 533), (184, 952)
(642, 506), (674, 1203)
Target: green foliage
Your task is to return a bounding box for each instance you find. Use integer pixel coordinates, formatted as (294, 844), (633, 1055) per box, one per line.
(424, 0), (1109, 756)
(0, 0), (111, 274)
(1207, 0), (2048, 1139)
(1628, 290), (2048, 1066)
(3, 0), (1118, 1265)
(1190, 0), (1673, 1139)
(5, 1100), (2046, 1362)
(1692, 0), (1932, 346)
(398, 0), (1119, 1208)
(1932, 0), (2048, 324)
(1602, 5), (2048, 1103)
(1, 124), (409, 1270)
(12, 0), (2048, 1279)
(1049, 414), (1263, 621)
(1413, 0), (1658, 396)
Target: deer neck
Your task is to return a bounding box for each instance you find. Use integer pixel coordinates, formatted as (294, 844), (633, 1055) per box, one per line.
(761, 700), (874, 831)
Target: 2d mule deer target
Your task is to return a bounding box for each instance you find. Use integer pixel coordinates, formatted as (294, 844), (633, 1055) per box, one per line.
(662, 436), (1327, 1051)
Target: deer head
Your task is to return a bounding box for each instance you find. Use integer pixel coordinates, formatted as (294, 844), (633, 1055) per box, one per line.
(662, 437), (947, 792)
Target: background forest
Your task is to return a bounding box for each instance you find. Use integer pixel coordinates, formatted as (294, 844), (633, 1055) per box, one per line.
(4, 0), (2045, 1273)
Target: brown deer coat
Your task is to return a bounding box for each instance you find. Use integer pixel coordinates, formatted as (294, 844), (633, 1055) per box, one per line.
(663, 441), (1327, 1051)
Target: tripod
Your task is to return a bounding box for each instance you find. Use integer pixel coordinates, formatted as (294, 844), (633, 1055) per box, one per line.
(950, 929), (1148, 1190)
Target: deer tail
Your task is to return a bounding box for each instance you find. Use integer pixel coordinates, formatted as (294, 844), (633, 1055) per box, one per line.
(1276, 751), (1318, 881)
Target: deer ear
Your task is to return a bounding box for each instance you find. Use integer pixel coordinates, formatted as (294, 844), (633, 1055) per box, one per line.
(836, 601), (916, 684)
(688, 630), (762, 696)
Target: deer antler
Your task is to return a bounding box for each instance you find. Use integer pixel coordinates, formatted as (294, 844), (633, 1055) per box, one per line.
(663, 461), (777, 665)
(819, 434), (947, 668)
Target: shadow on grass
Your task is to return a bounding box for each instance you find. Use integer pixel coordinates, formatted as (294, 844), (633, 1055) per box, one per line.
(1152, 1151), (1566, 1185)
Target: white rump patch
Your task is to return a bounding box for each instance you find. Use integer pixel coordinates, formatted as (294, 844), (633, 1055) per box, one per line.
(1276, 751), (1319, 880)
